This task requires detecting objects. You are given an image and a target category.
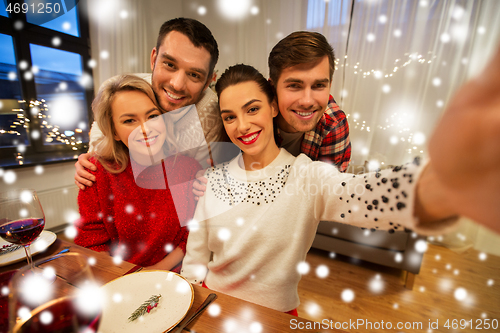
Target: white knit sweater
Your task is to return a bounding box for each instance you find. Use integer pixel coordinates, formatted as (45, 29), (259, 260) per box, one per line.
(181, 149), (456, 311)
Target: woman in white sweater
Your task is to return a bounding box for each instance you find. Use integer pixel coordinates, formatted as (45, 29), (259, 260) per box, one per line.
(181, 59), (500, 314)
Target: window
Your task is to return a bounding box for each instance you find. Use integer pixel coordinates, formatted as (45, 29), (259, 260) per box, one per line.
(307, 0), (351, 30)
(0, 33), (26, 148)
(306, 0), (326, 29)
(0, 0), (93, 167)
(25, 0), (80, 37)
(1, 5), (8, 17)
(328, 0), (350, 27)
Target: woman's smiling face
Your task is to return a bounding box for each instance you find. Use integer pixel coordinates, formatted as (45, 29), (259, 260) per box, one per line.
(112, 90), (167, 163)
(219, 81), (279, 166)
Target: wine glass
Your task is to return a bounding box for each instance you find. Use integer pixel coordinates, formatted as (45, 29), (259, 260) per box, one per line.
(0, 189), (45, 270)
(9, 252), (102, 332)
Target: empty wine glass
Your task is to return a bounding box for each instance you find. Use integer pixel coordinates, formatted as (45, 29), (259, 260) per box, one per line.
(0, 189), (46, 270)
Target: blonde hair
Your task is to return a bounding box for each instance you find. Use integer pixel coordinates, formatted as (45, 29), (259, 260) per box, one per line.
(91, 74), (177, 173)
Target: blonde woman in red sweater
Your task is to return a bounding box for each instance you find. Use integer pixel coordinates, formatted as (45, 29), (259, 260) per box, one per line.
(75, 75), (200, 271)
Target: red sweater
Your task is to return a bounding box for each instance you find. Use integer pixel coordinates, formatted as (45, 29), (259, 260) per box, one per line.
(75, 155), (200, 267)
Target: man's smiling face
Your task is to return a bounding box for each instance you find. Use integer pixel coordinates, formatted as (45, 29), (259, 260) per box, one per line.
(150, 30), (212, 111)
(274, 56), (331, 133)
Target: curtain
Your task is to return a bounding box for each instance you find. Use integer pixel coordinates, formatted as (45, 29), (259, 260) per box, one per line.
(307, 0), (500, 251)
(308, 0), (500, 166)
(87, 0), (151, 91)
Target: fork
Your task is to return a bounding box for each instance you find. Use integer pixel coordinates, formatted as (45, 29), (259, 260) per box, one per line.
(0, 244), (23, 256)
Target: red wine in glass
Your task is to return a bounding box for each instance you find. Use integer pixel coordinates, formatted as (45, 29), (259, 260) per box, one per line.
(0, 189), (46, 269)
(0, 218), (45, 245)
(12, 296), (101, 333)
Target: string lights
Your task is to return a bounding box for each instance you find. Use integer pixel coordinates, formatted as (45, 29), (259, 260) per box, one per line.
(0, 99), (86, 165)
(337, 50), (441, 164)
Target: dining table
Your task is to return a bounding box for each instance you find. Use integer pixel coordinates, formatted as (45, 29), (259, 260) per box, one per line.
(0, 238), (346, 333)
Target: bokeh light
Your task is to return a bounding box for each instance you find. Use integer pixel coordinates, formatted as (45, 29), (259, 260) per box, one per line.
(19, 60), (29, 70)
(454, 287), (467, 301)
(112, 292), (123, 303)
(440, 33), (451, 43)
(368, 274), (384, 293)
(165, 243), (174, 252)
(218, 228), (231, 241)
(315, 265), (329, 278)
(305, 302), (321, 316)
(52, 37), (61, 47)
(415, 239), (428, 253)
(75, 282), (103, 316)
(341, 289), (354, 302)
(64, 225), (78, 239)
(217, 0), (252, 20)
(198, 6), (207, 16)
(20, 273), (53, 306)
(208, 303), (221, 317)
(451, 6), (465, 20)
(120, 10), (129, 19)
(297, 261), (310, 275)
(47, 95), (81, 127)
(249, 322), (263, 333)
(40, 310), (53, 325)
(3, 170), (17, 184)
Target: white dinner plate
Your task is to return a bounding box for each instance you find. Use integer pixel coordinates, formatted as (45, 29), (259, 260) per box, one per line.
(0, 230), (57, 267)
(99, 271), (194, 333)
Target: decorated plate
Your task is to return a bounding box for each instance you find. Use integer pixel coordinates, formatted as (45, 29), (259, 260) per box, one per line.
(99, 271), (194, 333)
(0, 230), (57, 267)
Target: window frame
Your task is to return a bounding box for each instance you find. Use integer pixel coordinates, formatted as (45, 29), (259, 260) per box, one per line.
(0, 0), (93, 168)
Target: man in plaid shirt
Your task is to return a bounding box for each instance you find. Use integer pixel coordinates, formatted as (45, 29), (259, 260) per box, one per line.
(269, 31), (351, 172)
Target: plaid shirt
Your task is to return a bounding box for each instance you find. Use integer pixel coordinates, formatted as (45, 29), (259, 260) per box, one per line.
(276, 95), (351, 172)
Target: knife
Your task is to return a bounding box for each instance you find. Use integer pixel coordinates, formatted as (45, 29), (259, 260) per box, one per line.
(124, 265), (144, 275)
(172, 293), (218, 333)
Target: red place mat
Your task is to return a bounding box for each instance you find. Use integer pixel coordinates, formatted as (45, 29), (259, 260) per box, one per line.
(0, 270), (17, 333)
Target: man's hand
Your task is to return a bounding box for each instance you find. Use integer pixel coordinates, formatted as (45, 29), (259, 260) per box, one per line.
(192, 158), (213, 200)
(193, 170), (208, 200)
(425, 46), (500, 232)
(74, 153), (97, 190)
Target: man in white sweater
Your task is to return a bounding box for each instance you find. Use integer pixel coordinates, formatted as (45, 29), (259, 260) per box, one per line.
(74, 18), (226, 188)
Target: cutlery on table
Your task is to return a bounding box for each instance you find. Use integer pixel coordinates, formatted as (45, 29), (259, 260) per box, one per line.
(124, 265), (144, 275)
(0, 240), (68, 257)
(55, 247), (70, 255)
(172, 293), (217, 333)
(0, 244), (23, 255)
